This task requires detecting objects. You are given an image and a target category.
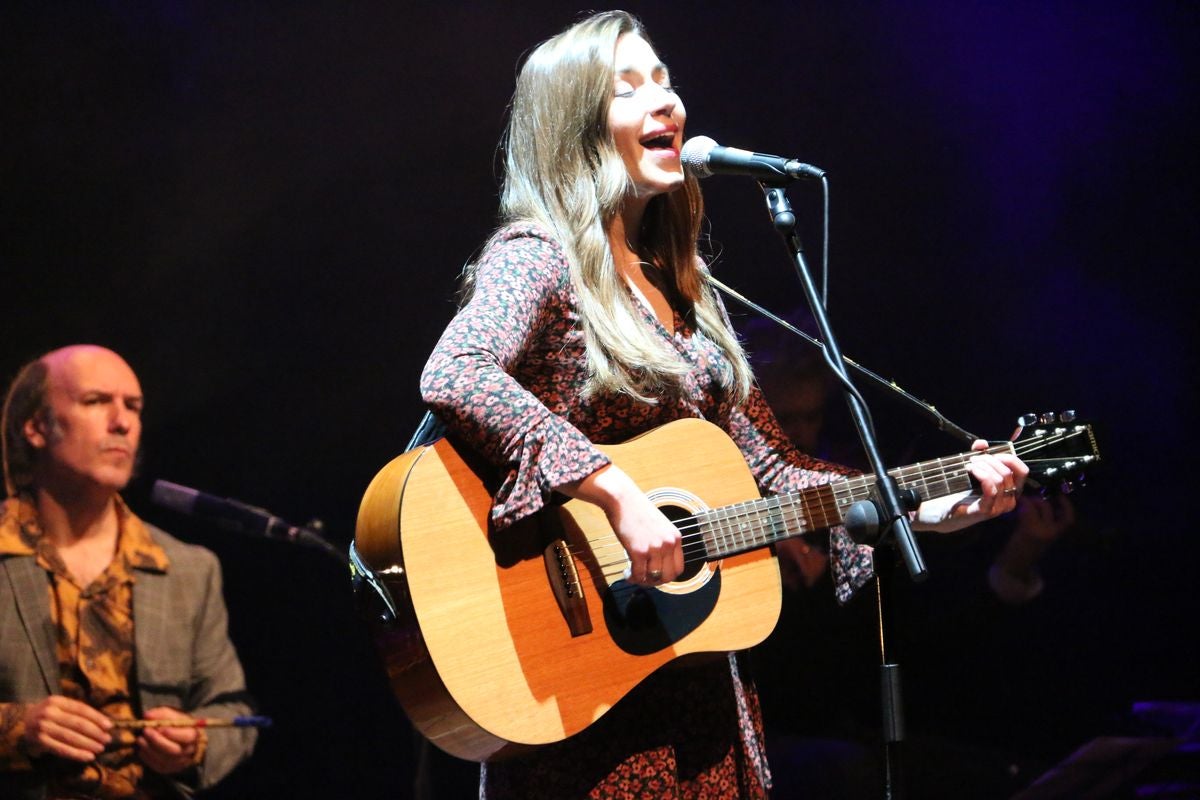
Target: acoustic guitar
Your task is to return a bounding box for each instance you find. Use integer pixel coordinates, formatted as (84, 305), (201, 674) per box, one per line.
(351, 414), (1098, 761)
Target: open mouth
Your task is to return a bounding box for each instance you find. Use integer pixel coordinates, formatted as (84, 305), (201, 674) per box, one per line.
(640, 133), (676, 151)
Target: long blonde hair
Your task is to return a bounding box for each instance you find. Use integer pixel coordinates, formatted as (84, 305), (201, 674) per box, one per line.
(472, 10), (751, 404)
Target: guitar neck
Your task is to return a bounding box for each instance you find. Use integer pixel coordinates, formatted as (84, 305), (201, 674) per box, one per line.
(695, 443), (1015, 560)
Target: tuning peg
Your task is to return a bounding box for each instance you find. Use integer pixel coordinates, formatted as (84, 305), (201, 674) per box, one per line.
(1018, 413), (1039, 427)
(1039, 411), (1058, 424)
(1059, 410), (1077, 423)
(1059, 480), (1075, 494)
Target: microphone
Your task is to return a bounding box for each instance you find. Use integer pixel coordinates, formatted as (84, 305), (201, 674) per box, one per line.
(680, 136), (825, 183)
(151, 480), (346, 562)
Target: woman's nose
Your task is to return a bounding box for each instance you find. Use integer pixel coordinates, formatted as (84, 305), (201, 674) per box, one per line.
(647, 84), (676, 116)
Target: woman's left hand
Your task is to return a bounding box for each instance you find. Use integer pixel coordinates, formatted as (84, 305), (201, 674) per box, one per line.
(913, 440), (1029, 533)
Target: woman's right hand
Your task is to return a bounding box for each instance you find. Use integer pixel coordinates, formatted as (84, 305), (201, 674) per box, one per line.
(564, 463), (684, 585)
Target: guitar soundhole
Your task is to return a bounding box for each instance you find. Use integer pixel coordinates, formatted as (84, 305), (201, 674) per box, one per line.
(603, 489), (722, 660)
(661, 503), (704, 581)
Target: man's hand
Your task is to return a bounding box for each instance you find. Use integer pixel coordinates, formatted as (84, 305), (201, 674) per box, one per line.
(1013, 493), (1076, 544)
(21, 696), (112, 762)
(137, 706), (203, 776)
(774, 537), (829, 591)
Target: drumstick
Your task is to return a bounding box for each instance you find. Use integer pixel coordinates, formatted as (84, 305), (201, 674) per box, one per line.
(110, 715), (272, 729)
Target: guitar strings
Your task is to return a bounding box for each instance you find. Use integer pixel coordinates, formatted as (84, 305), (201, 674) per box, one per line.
(571, 428), (1089, 583)
(585, 437), (1058, 577)
(624, 432), (1083, 588)
(587, 442), (1046, 579)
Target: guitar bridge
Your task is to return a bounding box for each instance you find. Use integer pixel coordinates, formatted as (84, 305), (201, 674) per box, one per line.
(543, 538), (592, 637)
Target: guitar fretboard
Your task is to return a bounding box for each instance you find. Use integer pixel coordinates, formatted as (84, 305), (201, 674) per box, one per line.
(694, 443), (1015, 560)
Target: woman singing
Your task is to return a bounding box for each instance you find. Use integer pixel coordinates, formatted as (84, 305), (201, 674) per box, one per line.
(419, 10), (1026, 797)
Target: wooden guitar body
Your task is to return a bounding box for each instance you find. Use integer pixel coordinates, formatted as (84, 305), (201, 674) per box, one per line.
(353, 418), (780, 761)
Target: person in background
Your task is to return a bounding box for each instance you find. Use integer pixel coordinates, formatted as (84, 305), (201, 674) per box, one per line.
(0, 345), (257, 799)
(740, 309), (1077, 798)
(739, 309), (1075, 598)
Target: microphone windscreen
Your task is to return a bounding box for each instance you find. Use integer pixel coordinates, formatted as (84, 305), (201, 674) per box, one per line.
(150, 480), (199, 515)
(680, 136), (719, 178)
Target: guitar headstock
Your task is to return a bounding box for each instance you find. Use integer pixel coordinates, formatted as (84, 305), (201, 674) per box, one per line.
(1010, 411), (1101, 495)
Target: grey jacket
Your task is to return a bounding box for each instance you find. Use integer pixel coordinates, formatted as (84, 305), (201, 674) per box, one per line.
(1, 524), (257, 798)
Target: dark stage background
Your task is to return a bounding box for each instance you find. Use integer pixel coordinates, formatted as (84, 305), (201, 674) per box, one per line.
(4, 2), (1197, 798)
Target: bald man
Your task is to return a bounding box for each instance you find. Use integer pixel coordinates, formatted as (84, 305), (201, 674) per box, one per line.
(0, 346), (256, 799)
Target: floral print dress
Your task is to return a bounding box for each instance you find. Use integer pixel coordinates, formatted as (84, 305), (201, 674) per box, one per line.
(419, 224), (866, 799)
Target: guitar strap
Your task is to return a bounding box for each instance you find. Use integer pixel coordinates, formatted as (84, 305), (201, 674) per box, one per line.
(406, 410), (446, 450)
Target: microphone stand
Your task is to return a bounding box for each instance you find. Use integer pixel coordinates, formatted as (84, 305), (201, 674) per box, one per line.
(149, 480), (350, 568)
(759, 181), (925, 800)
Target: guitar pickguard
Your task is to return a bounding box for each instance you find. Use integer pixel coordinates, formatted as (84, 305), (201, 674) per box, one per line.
(601, 572), (722, 655)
